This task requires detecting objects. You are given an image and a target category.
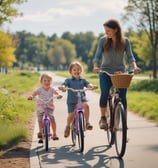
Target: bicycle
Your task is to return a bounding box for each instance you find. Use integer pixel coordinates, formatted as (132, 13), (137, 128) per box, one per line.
(65, 87), (95, 153)
(100, 70), (134, 158)
(32, 97), (55, 152)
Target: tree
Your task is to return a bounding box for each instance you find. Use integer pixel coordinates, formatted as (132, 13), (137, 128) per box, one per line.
(123, 0), (158, 78)
(47, 45), (65, 70)
(72, 32), (96, 63)
(0, 31), (16, 72)
(47, 38), (76, 70)
(0, 0), (27, 27)
(128, 30), (151, 67)
(14, 31), (48, 69)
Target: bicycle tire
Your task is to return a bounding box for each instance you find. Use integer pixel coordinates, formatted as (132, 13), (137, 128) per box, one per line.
(114, 102), (127, 158)
(106, 96), (115, 146)
(77, 111), (84, 152)
(44, 121), (49, 151)
(71, 120), (76, 146)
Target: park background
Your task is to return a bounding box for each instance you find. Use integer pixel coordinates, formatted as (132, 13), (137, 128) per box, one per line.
(0, 0), (158, 158)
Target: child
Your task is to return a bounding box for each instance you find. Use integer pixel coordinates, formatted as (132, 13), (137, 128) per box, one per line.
(58, 61), (97, 138)
(28, 72), (62, 143)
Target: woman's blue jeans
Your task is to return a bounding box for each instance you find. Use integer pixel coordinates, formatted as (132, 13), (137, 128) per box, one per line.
(99, 73), (127, 110)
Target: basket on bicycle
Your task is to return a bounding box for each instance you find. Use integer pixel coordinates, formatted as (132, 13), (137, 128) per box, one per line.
(110, 73), (134, 88)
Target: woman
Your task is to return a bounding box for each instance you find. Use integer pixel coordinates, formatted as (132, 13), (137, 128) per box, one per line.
(93, 19), (141, 130)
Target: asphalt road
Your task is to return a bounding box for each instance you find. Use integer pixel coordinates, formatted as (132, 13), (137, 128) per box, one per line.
(30, 73), (158, 168)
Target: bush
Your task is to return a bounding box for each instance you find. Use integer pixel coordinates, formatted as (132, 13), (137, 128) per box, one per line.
(130, 79), (158, 93)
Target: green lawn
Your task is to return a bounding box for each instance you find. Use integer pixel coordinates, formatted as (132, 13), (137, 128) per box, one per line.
(0, 71), (39, 154)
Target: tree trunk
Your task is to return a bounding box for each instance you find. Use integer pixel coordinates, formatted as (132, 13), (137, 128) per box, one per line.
(152, 46), (157, 78)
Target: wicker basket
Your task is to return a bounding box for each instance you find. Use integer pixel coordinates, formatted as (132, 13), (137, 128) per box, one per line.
(110, 73), (134, 88)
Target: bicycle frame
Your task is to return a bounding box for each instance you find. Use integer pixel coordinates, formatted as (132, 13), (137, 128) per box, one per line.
(42, 105), (52, 136)
(74, 91), (85, 134)
(100, 70), (130, 158)
(66, 88), (93, 152)
(33, 97), (53, 151)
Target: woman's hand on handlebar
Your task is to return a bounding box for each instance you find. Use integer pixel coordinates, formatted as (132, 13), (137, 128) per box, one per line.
(134, 66), (141, 74)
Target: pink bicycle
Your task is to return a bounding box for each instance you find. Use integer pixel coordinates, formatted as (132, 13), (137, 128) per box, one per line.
(66, 88), (94, 152)
(33, 97), (54, 151)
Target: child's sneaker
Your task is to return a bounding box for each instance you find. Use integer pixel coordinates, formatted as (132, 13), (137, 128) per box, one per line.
(86, 122), (93, 130)
(38, 139), (43, 143)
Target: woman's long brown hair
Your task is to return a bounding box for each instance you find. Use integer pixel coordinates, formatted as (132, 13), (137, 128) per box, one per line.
(103, 19), (125, 52)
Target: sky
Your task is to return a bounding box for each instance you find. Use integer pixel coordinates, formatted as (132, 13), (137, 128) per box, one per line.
(4, 0), (129, 37)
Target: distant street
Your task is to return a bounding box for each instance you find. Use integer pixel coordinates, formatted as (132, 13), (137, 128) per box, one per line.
(30, 73), (158, 168)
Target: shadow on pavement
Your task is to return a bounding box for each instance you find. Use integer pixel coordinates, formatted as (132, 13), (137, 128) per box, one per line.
(36, 144), (124, 168)
(85, 145), (124, 168)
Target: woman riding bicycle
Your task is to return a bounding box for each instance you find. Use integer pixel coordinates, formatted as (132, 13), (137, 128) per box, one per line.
(92, 19), (141, 130)
(58, 61), (97, 138)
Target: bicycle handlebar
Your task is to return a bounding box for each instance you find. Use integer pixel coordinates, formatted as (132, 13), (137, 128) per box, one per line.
(32, 97), (54, 104)
(100, 70), (134, 76)
(66, 87), (95, 93)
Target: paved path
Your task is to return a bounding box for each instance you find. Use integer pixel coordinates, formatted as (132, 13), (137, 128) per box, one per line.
(30, 73), (158, 168)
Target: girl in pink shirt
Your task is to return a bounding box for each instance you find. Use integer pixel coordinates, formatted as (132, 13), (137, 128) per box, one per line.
(28, 73), (62, 143)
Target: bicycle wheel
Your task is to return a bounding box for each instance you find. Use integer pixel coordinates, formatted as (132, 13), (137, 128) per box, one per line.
(114, 102), (127, 158)
(77, 111), (84, 152)
(106, 97), (115, 146)
(71, 120), (76, 146)
(44, 121), (49, 151)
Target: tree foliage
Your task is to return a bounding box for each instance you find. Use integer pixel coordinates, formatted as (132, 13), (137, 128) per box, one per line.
(0, 0), (27, 27)
(47, 38), (76, 69)
(0, 31), (16, 68)
(62, 32), (96, 59)
(123, 0), (158, 78)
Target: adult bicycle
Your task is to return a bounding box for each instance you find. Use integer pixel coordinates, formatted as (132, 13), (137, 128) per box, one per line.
(101, 71), (134, 158)
(66, 87), (95, 153)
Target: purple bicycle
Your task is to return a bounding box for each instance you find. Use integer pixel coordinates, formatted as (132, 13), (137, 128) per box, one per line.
(33, 97), (54, 151)
(66, 88), (94, 152)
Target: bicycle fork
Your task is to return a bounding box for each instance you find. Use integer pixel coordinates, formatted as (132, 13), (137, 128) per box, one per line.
(42, 118), (52, 138)
(75, 110), (85, 134)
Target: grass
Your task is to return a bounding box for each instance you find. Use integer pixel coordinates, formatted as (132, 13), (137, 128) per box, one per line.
(127, 91), (158, 124)
(0, 124), (26, 146)
(0, 71), (39, 94)
(0, 71), (39, 150)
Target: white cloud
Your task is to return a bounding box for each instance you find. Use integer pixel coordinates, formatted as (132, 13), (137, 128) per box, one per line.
(5, 0), (128, 36)
(14, 0), (127, 22)
(14, 7), (93, 22)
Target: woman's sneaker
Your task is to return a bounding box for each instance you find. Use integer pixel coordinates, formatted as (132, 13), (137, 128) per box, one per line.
(99, 116), (108, 130)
